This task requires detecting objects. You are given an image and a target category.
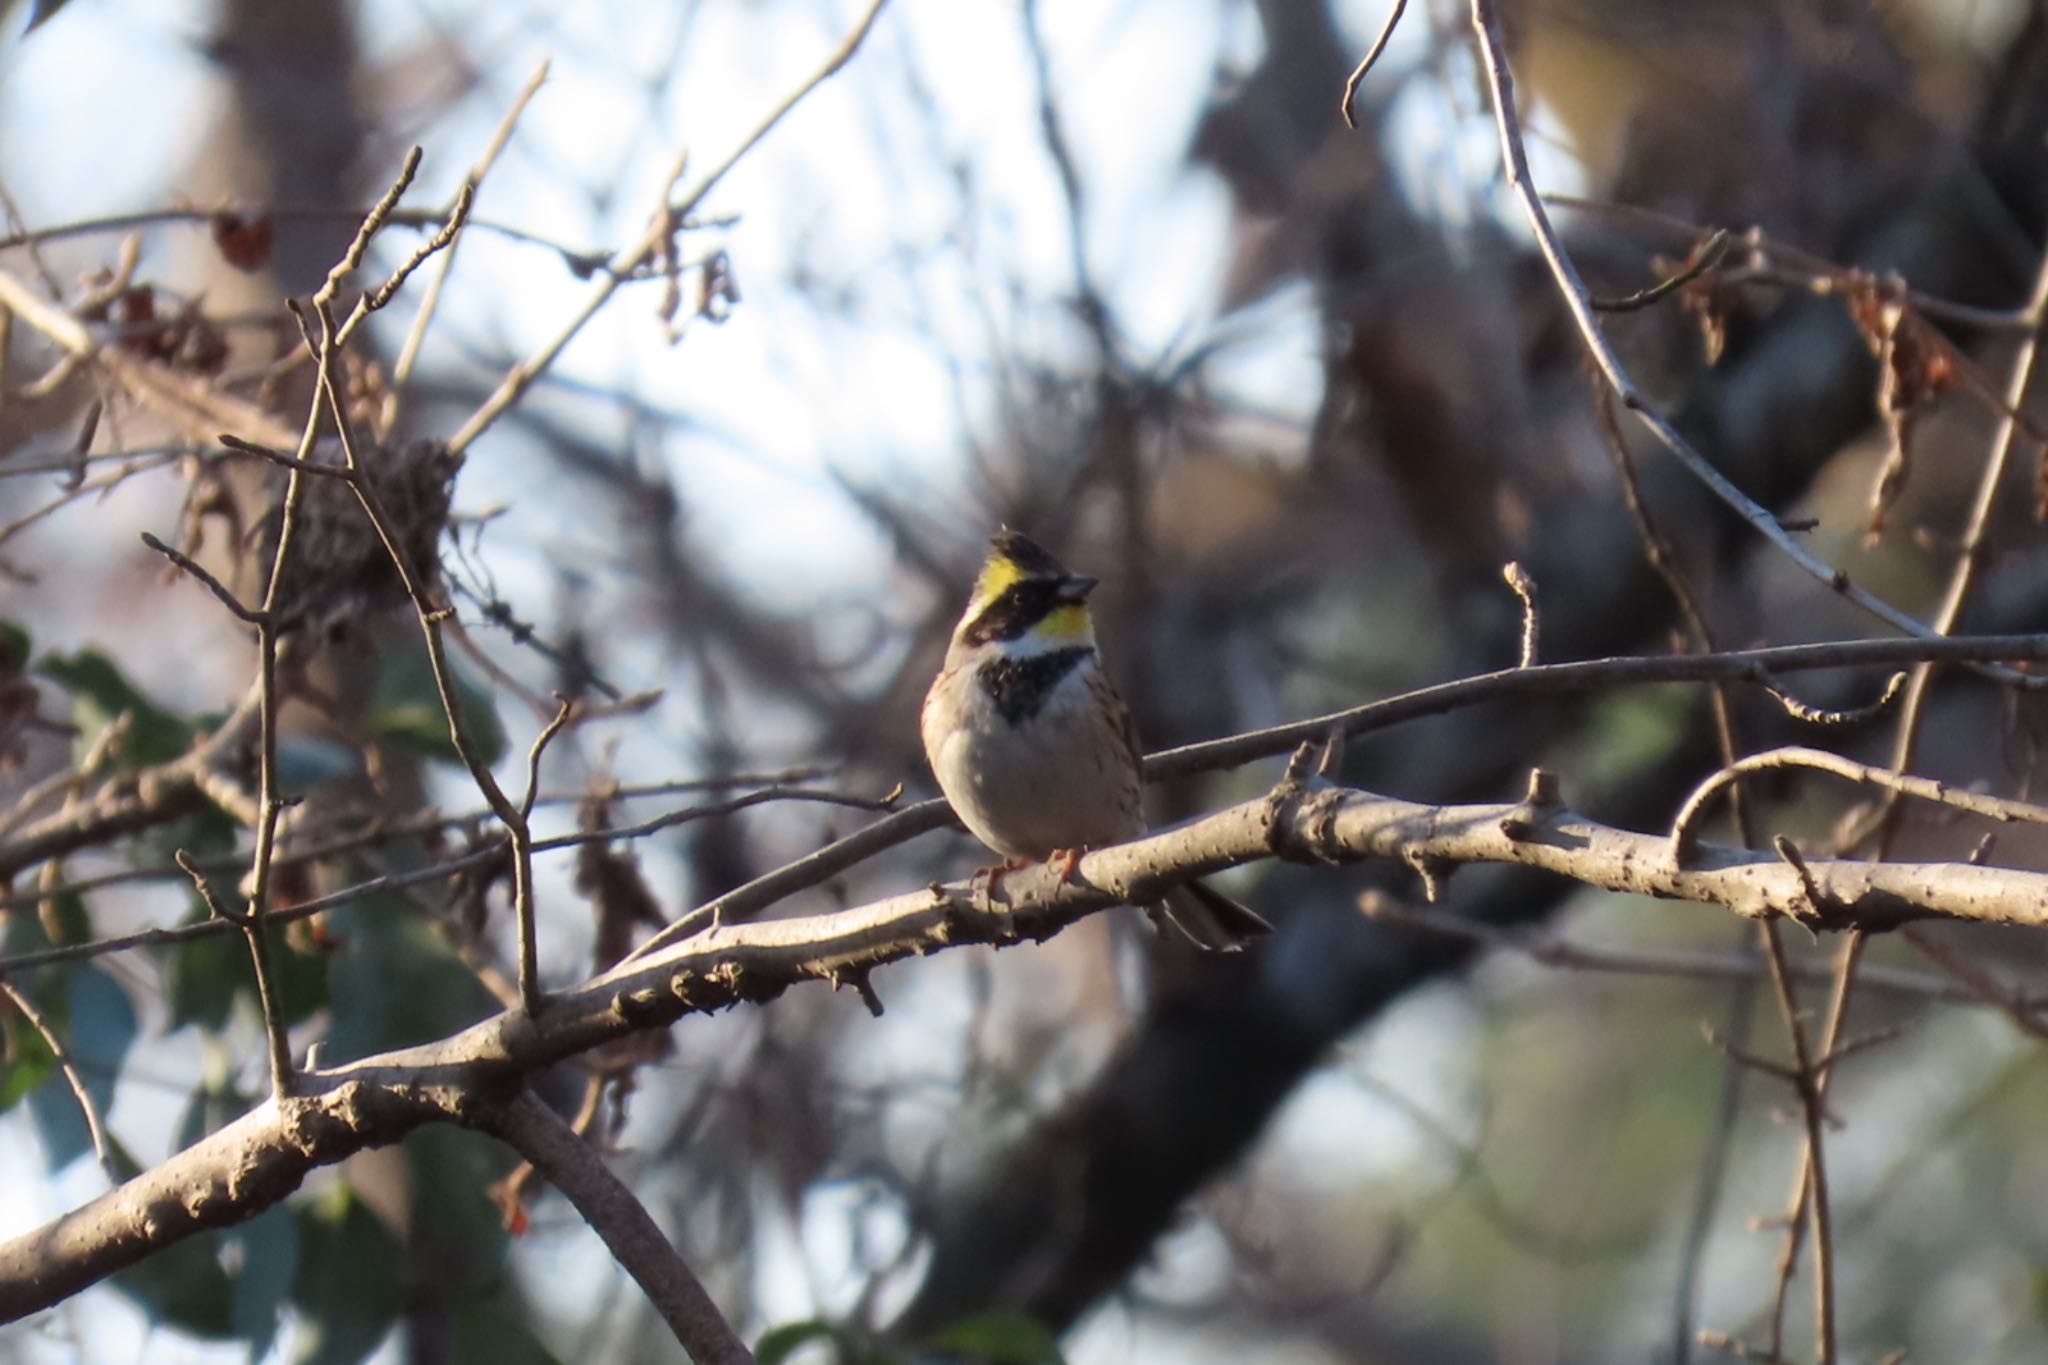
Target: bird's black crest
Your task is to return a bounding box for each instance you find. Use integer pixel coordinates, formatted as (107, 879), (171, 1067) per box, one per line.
(989, 528), (1068, 579)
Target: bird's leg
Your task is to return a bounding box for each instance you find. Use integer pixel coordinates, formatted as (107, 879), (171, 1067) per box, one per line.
(971, 856), (1032, 904)
(969, 856), (1030, 941)
(1049, 847), (1087, 884)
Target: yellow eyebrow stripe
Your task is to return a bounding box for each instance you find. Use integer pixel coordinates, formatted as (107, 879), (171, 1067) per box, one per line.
(970, 555), (1024, 608)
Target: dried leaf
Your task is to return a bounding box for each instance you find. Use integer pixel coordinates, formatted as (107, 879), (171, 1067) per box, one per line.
(210, 212), (277, 273)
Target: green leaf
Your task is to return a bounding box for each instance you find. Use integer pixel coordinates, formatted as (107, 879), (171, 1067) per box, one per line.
(163, 896), (329, 1034)
(758, 1320), (847, 1365)
(924, 1311), (1067, 1365)
(0, 619), (29, 672)
(290, 1185), (402, 1365)
(368, 640), (505, 768)
(0, 1014), (57, 1113)
(321, 904), (496, 1062)
(35, 649), (194, 768)
(405, 1126), (512, 1284)
(163, 919), (246, 1033)
(450, 1291), (561, 1365)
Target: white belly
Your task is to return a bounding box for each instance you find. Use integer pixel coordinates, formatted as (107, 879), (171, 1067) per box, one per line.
(923, 665), (1141, 860)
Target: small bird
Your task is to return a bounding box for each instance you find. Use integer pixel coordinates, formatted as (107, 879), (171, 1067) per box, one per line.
(920, 529), (1272, 951)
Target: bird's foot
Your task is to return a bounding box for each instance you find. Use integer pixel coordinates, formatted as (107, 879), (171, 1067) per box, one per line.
(971, 856), (1032, 906)
(1048, 847), (1087, 884)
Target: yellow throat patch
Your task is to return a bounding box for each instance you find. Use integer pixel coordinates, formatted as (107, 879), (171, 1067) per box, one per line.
(1033, 602), (1094, 644)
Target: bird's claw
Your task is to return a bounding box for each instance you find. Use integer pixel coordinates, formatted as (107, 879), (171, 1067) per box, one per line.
(971, 856), (1031, 908)
(1049, 847), (1085, 884)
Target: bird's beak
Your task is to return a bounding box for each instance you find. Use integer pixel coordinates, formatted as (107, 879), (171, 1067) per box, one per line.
(1057, 574), (1098, 602)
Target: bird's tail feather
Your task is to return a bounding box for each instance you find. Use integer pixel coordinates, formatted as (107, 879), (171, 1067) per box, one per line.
(1148, 879), (1272, 952)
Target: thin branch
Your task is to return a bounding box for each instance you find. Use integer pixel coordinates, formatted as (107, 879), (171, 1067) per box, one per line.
(1148, 633), (2048, 783)
(1756, 917), (1837, 1364)
(1502, 561), (1539, 667)
(1589, 228), (1730, 313)
(1543, 195), (2038, 335)
(0, 676), (266, 882)
(1463, 0), (2032, 678)
(175, 849), (291, 1097)
(0, 268), (296, 448)
(1875, 242), (2048, 830)
(297, 286), (546, 1011)
(138, 532), (263, 624)
(1900, 923), (2048, 1040)
(1339, 0), (1409, 128)
(0, 767), (842, 911)
(447, 0), (893, 456)
(475, 1092), (755, 1365)
(0, 785), (900, 976)
(385, 60), (549, 427)
(8, 632), (2048, 958)
(1356, 893), (1980, 1006)
(1671, 745), (2048, 866)
(0, 978), (119, 1184)
(1758, 231), (2048, 1354)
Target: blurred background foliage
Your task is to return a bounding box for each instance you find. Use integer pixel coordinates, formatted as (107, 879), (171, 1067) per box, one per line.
(2, 0), (2048, 1362)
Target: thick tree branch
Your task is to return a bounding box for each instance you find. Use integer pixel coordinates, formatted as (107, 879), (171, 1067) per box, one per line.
(5, 764), (2046, 1320)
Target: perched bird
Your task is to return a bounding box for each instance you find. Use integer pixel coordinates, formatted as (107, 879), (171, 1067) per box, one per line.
(920, 529), (1271, 951)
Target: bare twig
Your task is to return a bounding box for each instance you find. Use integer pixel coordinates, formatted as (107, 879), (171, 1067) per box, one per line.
(139, 532), (262, 624)
(1590, 229), (1731, 313)
(1463, 0), (2030, 676)
(1339, 0), (1409, 129)
(1699, 1329), (1798, 1363)
(1763, 672), (1903, 728)
(1755, 918), (1837, 1363)
(1356, 892), (1979, 1005)
(1761, 238), (2048, 1353)
(297, 283), (546, 1009)
(1875, 245), (2048, 829)
(0, 268), (296, 448)
(448, 0), (893, 456)
(175, 849), (291, 1097)
(384, 61), (550, 430)
(1900, 924), (2048, 1039)
(1149, 633), (2048, 783)
(1671, 745), (2048, 867)
(0, 767), (840, 911)
(1544, 195), (2038, 335)
(0, 784), (902, 976)
(1501, 561), (1539, 667)
(0, 978), (119, 1184)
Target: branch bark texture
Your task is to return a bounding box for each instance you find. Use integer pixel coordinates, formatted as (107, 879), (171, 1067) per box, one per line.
(4, 770), (2043, 1320)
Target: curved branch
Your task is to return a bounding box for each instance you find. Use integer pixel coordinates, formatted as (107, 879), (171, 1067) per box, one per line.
(474, 1092), (755, 1365)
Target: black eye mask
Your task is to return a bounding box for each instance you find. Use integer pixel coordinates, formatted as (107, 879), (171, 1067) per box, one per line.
(960, 579), (1064, 646)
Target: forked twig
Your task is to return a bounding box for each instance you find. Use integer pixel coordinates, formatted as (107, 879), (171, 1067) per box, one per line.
(448, 0), (894, 456)
(1463, 0), (2031, 684)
